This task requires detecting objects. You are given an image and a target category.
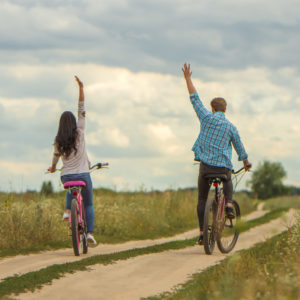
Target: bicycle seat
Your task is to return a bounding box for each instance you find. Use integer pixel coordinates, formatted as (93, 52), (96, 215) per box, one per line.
(63, 181), (86, 189)
(204, 174), (228, 181)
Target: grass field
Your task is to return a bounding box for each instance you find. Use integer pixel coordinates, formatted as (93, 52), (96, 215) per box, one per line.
(0, 188), (256, 256)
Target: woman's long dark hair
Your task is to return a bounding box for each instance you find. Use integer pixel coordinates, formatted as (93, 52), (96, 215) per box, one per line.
(55, 111), (78, 158)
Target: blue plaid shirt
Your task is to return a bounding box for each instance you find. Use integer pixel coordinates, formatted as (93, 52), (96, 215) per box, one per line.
(190, 93), (248, 170)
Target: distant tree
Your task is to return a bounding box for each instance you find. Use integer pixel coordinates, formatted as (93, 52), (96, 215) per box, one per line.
(284, 185), (300, 196)
(247, 160), (287, 200)
(40, 181), (54, 195)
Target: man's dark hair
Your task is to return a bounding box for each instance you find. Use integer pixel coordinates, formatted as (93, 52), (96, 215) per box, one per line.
(211, 97), (227, 112)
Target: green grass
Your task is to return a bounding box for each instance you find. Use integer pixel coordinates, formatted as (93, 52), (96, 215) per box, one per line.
(261, 195), (300, 211)
(146, 214), (300, 300)
(0, 189), (256, 257)
(0, 207), (290, 298)
(234, 207), (288, 234)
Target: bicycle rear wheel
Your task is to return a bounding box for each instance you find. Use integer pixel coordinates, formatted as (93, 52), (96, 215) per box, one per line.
(82, 204), (88, 254)
(71, 198), (81, 256)
(203, 197), (217, 255)
(216, 200), (240, 253)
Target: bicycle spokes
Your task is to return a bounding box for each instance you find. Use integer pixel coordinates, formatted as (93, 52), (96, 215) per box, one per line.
(203, 198), (217, 255)
(216, 200), (240, 253)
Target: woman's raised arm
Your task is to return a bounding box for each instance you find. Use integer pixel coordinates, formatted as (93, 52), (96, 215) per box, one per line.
(75, 75), (84, 102)
(75, 75), (85, 130)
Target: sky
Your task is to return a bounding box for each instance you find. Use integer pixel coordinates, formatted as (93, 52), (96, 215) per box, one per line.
(0, 0), (299, 192)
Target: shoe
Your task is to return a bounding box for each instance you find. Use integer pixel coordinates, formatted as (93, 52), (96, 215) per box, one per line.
(62, 212), (70, 221)
(87, 234), (97, 247)
(225, 206), (235, 219)
(198, 234), (204, 245)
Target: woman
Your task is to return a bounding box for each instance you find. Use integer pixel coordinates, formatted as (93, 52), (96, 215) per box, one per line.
(49, 76), (96, 246)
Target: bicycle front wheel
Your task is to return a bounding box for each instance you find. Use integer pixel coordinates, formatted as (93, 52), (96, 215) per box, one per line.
(71, 198), (81, 256)
(216, 200), (240, 253)
(203, 197), (217, 255)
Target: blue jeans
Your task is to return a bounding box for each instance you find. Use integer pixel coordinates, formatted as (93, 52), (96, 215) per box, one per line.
(61, 173), (94, 234)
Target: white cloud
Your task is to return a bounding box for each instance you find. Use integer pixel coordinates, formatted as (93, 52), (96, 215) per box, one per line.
(0, 62), (300, 191)
(107, 128), (130, 148)
(147, 123), (175, 140)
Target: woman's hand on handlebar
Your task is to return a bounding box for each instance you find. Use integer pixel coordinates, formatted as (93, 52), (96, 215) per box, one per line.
(48, 165), (57, 173)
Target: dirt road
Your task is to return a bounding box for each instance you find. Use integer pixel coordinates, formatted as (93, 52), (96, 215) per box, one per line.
(0, 208), (266, 281)
(16, 209), (296, 300)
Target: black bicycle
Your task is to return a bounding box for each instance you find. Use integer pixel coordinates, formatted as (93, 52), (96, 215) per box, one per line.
(203, 167), (247, 255)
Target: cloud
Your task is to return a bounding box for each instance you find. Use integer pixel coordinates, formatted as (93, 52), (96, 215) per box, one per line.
(0, 0), (300, 74)
(0, 62), (299, 192)
(1, 0), (300, 193)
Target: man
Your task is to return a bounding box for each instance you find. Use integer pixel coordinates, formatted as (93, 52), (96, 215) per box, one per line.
(182, 63), (252, 245)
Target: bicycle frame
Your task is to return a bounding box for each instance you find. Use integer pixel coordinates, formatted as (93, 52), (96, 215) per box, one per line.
(213, 180), (225, 221)
(212, 167), (247, 223)
(210, 179), (227, 238)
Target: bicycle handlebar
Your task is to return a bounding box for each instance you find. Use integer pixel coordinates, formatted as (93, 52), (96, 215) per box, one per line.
(89, 162), (109, 171)
(45, 162), (109, 174)
(193, 163), (250, 175)
(232, 166), (251, 175)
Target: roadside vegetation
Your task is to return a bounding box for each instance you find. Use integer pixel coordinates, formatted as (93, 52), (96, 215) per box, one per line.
(147, 213), (300, 300)
(0, 208), (293, 299)
(0, 188), (256, 257)
(1, 159), (296, 257)
(261, 195), (300, 210)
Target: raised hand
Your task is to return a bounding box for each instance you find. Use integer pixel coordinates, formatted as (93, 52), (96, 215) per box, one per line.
(182, 63), (196, 94)
(75, 75), (83, 88)
(182, 63), (192, 79)
(75, 75), (84, 102)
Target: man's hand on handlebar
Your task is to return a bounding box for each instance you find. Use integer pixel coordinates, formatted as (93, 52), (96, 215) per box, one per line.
(243, 159), (252, 171)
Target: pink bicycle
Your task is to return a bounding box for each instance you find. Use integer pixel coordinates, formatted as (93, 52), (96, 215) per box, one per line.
(48, 162), (108, 256)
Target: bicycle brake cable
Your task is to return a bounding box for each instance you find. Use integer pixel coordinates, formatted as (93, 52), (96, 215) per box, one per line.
(233, 171), (246, 192)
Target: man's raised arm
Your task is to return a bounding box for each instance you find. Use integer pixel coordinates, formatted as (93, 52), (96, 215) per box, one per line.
(182, 63), (197, 94)
(182, 63), (210, 121)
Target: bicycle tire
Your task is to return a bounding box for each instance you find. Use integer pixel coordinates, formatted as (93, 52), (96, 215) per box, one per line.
(203, 197), (217, 255)
(71, 198), (81, 256)
(82, 204), (88, 254)
(216, 200), (240, 253)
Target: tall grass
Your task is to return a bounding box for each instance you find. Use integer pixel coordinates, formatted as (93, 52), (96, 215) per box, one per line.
(0, 193), (69, 254)
(93, 189), (198, 242)
(0, 189), (255, 255)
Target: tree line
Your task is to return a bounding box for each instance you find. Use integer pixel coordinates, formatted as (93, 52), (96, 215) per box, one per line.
(40, 160), (299, 200)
